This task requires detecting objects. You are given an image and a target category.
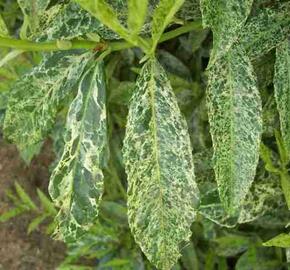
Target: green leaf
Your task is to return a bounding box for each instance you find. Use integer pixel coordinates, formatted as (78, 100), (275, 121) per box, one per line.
(0, 207), (27, 222)
(239, 6), (290, 60)
(20, 142), (43, 165)
(15, 182), (38, 210)
(27, 214), (48, 234)
(49, 62), (107, 242)
(263, 233), (290, 248)
(74, 0), (130, 41)
(123, 59), (199, 269)
(207, 45), (262, 213)
(4, 51), (92, 150)
(0, 14), (9, 37)
(151, 0), (185, 51)
(37, 189), (57, 216)
(200, 0), (253, 66)
(274, 40), (290, 158)
(127, 0), (148, 37)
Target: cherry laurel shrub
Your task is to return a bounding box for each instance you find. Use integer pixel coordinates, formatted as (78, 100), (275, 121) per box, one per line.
(1, 0), (290, 269)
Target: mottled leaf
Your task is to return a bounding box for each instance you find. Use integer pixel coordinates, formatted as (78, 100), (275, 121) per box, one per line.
(128, 0), (148, 36)
(200, 0), (253, 66)
(4, 51), (92, 150)
(74, 0), (130, 41)
(263, 233), (290, 248)
(49, 62), (107, 242)
(151, 0), (185, 51)
(274, 39), (290, 157)
(207, 45), (262, 213)
(239, 5), (290, 59)
(123, 59), (199, 269)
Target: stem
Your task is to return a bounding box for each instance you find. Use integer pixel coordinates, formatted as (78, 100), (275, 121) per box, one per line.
(0, 21), (202, 53)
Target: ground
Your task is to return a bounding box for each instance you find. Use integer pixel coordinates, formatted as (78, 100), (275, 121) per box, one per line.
(0, 140), (66, 270)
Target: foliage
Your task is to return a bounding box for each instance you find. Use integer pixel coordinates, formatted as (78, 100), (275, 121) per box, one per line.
(0, 0), (290, 269)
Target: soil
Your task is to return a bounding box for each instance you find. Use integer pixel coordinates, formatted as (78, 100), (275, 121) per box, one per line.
(0, 139), (66, 270)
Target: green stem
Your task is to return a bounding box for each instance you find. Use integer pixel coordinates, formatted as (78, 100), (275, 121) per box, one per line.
(0, 21), (202, 52)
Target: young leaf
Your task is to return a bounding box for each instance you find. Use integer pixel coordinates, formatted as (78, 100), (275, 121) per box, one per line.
(127, 0), (148, 36)
(207, 44), (262, 213)
(123, 59), (199, 269)
(49, 62), (107, 242)
(274, 40), (290, 157)
(27, 214), (48, 234)
(74, 0), (130, 41)
(263, 233), (290, 248)
(4, 51), (92, 150)
(37, 189), (57, 216)
(200, 0), (253, 66)
(151, 0), (185, 51)
(15, 182), (38, 210)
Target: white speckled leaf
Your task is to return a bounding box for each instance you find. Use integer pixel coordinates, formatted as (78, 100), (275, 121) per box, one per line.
(49, 62), (107, 242)
(239, 6), (290, 59)
(151, 0), (185, 50)
(207, 45), (262, 213)
(200, 0), (253, 66)
(4, 51), (92, 150)
(274, 40), (290, 156)
(123, 59), (199, 270)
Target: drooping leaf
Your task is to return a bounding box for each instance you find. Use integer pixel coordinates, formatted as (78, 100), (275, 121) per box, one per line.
(123, 59), (199, 269)
(127, 0), (148, 37)
(4, 51), (92, 150)
(200, 0), (253, 66)
(263, 233), (290, 248)
(49, 62), (107, 242)
(206, 44), (262, 213)
(274, 39), (290, 157)
(239, 5), (290, 60)
(151, 0), (185, 51)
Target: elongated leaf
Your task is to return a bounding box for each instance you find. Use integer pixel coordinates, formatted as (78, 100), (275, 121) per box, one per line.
(123, 59), (199, 269)
(200, 0), (253, 66)
(274, 40), (290, 157)
(263, 233), (290, 248)
(0, 14), (9, 37)
(151, 0), (185, 50)
(207, 45), (262, 213)
(74, 0), (130, 41)
(49, 62), (107, 242)
(239, 6), (290, 59)
(4, 51), (92, 150)
(127, 0), (148, 36)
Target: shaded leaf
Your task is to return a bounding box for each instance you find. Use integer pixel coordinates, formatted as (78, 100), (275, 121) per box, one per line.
(207, 45), (262, 213)
(49, 62), (107, 242)
(123, 59), (199, 269)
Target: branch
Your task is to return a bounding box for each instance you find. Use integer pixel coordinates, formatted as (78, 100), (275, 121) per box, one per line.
(0, 21), (202, 52)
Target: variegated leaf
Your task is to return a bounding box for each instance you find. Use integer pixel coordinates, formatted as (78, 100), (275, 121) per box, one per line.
(151, 0), (185, 51)
(207, 44), (262, 213)
(49, 62), (107, 242)
(123, 59), (199, 270)
(274, 39), (290, 158)
(200, 0), (253, 66)
(4, 51), (92, 150)
(239, 5), (290, 59)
